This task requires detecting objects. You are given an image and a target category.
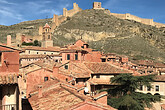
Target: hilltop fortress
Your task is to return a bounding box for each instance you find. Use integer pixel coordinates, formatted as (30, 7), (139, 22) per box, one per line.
(52, 2), (165, 28)
(15, 2), (165, 48)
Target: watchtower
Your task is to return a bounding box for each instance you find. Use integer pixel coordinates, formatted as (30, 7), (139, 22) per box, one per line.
(93, 2), (102, 9)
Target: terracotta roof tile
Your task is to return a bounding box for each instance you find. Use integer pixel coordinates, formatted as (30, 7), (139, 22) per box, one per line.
(155, 75), (165, 81)
(29, 81), (116, 110)
(161, 104), (165, 109)
(84, 62), (132, 74)
(0, 74), (18, 85)
(22, 46), (61, 52)
(43, 23), (50, 28)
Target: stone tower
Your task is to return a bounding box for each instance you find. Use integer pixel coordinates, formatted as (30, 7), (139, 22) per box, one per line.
(42, 23), (53, 48)
(93, 2), (103, 9)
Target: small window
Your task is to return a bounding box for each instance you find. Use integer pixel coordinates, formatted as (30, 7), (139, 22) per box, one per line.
(0, 53), (2, 66)
(48, 35), (50, 39)
(65, 65), (68, 69)
(51, 53), (53, 55)
(44, 77), (48, 82)
(75, 54), (78, 60)
(37, 52), (38, 54)
(81, 46), (84, 48)
(44, 52), (46, 54)
(147, 86), (151, 91)
(29, 51), (30, 54)
(67, 54), (70, 60)
(102, 59), (106, 62)
(96, 75), (100, 78)
(139, 85), (143, 90)
(155, 85), (159, 91)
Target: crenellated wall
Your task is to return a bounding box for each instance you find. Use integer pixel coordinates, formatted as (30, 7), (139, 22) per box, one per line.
(63, 3), (82, 17)
(110, 12), (165, 28)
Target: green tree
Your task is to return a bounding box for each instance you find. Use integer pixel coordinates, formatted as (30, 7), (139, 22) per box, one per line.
(33, 40), (41, 46)
(108, 74), (161, 110)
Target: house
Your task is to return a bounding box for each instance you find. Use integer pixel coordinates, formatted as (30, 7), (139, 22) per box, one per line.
(61, 39), (102, 64)
(54, 61), (133, 96)
(19, 60), (60, 97)
(20, 46), (62, 66)
(0, 44), (21, 110)
(28, 79), (116, 110)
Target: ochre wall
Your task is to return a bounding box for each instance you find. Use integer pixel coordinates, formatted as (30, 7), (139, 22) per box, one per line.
(63, 3), (82, 17)
(110, 12), (165, 27)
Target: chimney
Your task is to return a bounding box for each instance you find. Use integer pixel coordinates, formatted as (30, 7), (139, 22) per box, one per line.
(7, 35), (11, 46)
(78, 52), (82, 62)
(38, 85), (43, 98)
(53, 66), (59, 76)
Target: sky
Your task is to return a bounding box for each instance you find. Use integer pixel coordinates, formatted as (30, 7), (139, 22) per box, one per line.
(0, 0), (165, 26)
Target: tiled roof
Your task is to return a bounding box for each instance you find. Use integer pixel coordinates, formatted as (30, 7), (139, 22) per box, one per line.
(22, 46), (61, 52)
(0, 74), (17, 85)
(20, 54), (61, 59)
(93, 91), (107, 100)
(155, 75), (165, 81)
(88, 79), (112, 85)
(61, 45), (88, 53)
(0, 43), (21, 52)
(153, 63), (165, 68)
(161, 104), (165, 109)
(29, 84), (84, 110)
(43, 23), (50, 28)
(84, 62), (132, 74)
(29, 80), (116, 110)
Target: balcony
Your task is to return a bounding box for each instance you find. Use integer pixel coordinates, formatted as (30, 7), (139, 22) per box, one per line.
(0, 104), (16, 110)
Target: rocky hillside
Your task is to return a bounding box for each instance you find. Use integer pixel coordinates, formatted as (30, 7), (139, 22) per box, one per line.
(0, 18), (52, 43)
(0, 9), (165, 62)
(53, 9), (165, 62)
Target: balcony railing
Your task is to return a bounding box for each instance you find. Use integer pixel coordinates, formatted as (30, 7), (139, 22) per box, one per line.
(0, 104), (16, 110)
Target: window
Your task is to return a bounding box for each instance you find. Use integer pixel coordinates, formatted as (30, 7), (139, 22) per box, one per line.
(67, 54), (70, 60)
(44, 77), (48, 82)
(65, 65), (68, 69)
(155, 85), (159, 91)
(0, 53), (2, 66)
(102, 59), (106, 62)
(75, 54), (78, 60)
(96, 75), (100, 78)
(81, 46), (84, 48)
(37, 52), (38, 54)
(139, 85), (143, 90)
(147, 86), (151, 91)
(29, 51), (30, 54)
(44, 52), (46, 54)
(48, 35), (50, 39)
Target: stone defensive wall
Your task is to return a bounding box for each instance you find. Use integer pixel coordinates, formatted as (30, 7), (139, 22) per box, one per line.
(110, 13), (165, 28)
(63, 3), (82, 17)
